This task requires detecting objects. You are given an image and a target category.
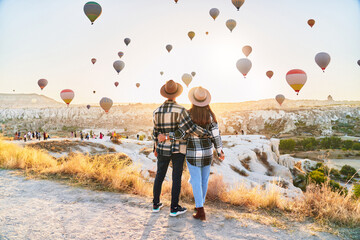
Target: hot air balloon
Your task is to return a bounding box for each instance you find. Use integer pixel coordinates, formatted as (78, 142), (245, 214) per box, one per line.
(188, 31), (195, 41)
(315, 52), (331, 72)
(114, 82), (119, 87)
(12, 90), (15, 92)
(275, 94), (285, 106)
(308, 19), (315, 28)
(124, 38), (131, 46)
(113, 60), (125, 74)
(358, 60), (360, 66)
(84, 2), (102, 25)
(209, 8), (220, 20)
(136, 83), (140, 88)
(191, 72), (196, 77)
(206, 31), (209, 35)
(286, 69), (307, 95)
(100, 97), (113, 113)
(266, 71), (274, 79)
(60, 89), (74, 106)
(182, 73), (192, 87)
(226, 19), (236, 32)
(87, 105), (91, 109)
(93, 90), (96, 94)
(38, 79), (48, 90)
(232, 0), (245, 11)
(242, 45), (252, 57)
(166, 44), (173, 53)
(160, 71), (164, 76)
(174, 0), (178, 3)
(91, 58), (96, 64)
(118, 52), (124, 58)
(236, 58), (252, 77)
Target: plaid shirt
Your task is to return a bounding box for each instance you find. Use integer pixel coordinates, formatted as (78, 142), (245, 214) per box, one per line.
(153, 100), (209, 157)
(173, 121), (223, 167)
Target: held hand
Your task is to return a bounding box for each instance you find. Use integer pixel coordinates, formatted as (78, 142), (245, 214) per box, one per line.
(219, 151), (225, 161)
(154, 150), (158, 157)
(158, 133), (167, 143)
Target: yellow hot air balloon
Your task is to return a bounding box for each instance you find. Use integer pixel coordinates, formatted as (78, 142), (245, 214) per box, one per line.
(226, 19), (236, 32)
(242, 45), (252, 57)
(286, 69), (307, 95)
(84, 2), (102, 25)
(209, 8), (220, 20)
(60, 89), (74, 106)
(100, 97), (113, 113)
(182, 73), (192, 87)
(232, 0), (245, 11)
(275, 94), (285, 106)
(266, 71), (274, 79)
(308, 19), (315, 28)
(315, 52), (331, 72)
(188, 31), (195, 41)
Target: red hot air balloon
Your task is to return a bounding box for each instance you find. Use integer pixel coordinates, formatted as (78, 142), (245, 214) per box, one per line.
(114, 82), (119, 87)
(38, 79), (48, 90)
(60, 89), (75, 106)
(91, 58), (96, 64)
(286, 69), (307, 95)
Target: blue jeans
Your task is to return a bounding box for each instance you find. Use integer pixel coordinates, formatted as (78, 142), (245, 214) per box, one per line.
(187, 161), (211, 208)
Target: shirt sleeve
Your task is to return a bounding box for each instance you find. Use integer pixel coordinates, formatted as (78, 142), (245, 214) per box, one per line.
(152, 113), (159, 149)
(209, 122), (223, 155)
(170, 109), (209, 140)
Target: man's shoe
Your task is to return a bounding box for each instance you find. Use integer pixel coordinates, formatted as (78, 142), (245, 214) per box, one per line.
(169, 205), (187, 217)
(153, 203), (164, 213)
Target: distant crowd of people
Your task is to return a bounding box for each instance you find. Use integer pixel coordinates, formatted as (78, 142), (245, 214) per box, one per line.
(71, 131), (105, 141)
(14, 131), (50, 142)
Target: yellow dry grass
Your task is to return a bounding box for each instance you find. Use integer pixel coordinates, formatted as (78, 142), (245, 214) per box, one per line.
(1, 139), (360, 227)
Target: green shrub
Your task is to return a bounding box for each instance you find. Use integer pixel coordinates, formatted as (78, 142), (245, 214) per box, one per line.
(352, 143), (360, 150)
(340, 165), (358, 178)
(279, 139), (296, 151)
(330, 168), (341, 179)
(354, 185), (360, 198)
(343, 140), (354, 150)
(308, 170), (326, 185)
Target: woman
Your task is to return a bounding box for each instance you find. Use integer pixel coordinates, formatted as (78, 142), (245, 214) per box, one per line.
(159, 86), (225, 221)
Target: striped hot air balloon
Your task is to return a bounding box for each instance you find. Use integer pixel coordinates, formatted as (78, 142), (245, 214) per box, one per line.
(38, 79), (48, 90)
(188, 31), (195, 40)
(226, 19), (237, 32)
(100, 97), (113, 113)
(232, 0), (245, 11)
(84, 2), (102, 25)
(60, 89), (75, 106)
(286, 69), (307, 95)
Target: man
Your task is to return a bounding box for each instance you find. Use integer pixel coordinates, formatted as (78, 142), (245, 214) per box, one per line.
(152, 80), (209, 217)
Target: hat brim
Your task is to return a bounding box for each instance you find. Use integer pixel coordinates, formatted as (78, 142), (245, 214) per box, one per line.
(188, 87), (211, 107)
(160, 83), (183, 99)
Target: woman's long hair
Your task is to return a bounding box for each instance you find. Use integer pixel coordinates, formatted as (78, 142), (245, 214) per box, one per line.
(188, 104), (217, 128)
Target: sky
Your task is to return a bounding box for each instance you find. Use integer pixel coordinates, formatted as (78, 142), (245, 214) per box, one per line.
(0, 0), (359, 105)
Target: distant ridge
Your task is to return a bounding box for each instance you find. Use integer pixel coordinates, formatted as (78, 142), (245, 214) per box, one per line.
(0, 93), (63, 108)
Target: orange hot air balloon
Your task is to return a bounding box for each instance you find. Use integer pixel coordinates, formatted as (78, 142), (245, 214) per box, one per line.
(114, 82), (119, 87)
(266, 71), (274, 79)
(286, 69), (307, 95)
(60, 89), (74, 106)
(136, 83), (140, 88)
(91, 58), (96, 64)
(308, 19), (315, 28)
(275, 94), (285, 106)
(38, 79), (48, 90)
(188, 31), (195, 40)
(100, 97), (113, 113)
(206, 31), (209, 35)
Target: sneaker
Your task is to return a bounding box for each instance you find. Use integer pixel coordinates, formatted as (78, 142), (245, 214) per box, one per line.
(153, 203), (164, 213)
(169, 205), (187, 217)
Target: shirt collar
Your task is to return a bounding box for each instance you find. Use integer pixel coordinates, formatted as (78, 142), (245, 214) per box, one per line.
(165, 100), (176, 104)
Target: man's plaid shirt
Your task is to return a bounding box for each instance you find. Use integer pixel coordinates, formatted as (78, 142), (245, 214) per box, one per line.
(153, 100), (209, 157)
(173, 120), (223, 167)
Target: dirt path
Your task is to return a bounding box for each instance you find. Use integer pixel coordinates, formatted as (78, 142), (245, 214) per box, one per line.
(0, 170), (346, 240)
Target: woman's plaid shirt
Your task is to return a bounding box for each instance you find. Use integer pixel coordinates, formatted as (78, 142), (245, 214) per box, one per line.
(173, 121), (223, 167)
(153, 100), (209, 157)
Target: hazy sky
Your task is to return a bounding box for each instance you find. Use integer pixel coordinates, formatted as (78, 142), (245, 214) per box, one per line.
(0, 0), (359, 105)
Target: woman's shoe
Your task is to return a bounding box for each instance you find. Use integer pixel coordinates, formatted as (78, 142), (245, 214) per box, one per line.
(193, 207), (206, 221)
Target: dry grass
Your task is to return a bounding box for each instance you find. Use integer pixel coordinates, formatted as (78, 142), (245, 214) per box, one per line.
(230, 164), (249, 177)
(240, 156), (252, 171)
(1, 139), (360, 227)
